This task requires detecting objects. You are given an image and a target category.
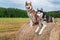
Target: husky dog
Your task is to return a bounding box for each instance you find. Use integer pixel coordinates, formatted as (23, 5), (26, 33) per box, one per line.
(35, 8), (55, 35)
(35, 8), (47, 35)
(36, 9), (55, 23)
(25, 1), (38, 26)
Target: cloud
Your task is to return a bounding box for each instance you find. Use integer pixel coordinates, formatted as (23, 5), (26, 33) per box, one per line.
(29, 0), (54, 11)
(0, 0), (60, 11)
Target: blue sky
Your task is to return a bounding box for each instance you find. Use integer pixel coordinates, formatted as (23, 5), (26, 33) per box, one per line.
(0, 0), (60, 11)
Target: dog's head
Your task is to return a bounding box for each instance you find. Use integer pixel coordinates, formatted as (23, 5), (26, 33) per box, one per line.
(25, 1), (32, 11)
(37, 8), (43, 14)
(36, 9), (44, 18)
(36, 9), (41, 14)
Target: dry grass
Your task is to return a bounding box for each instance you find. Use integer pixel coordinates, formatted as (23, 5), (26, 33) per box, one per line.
(0, 18), (29, 32)
(19, 18), (60, 40)
(0, 18), (59, 40)
(0, 18), (29, 40)
(56, 18), (60, 23)
(0, 18), (59, 32)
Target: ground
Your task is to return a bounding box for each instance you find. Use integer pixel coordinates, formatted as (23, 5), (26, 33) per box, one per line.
(0, 18), (60, 40)
(18, 22), (60, 40)
(0, 18), (29, 40)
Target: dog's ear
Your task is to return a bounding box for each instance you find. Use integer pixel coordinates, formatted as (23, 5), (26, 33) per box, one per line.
(26, 1), (27, 3)
(26, 1), (27, 4)
(30, 1), (32, 6)
(25, 1), (27, 6)
(30, 1), (32, 3)
(41, 8), (43, 11)
(37, 8), (38, 10)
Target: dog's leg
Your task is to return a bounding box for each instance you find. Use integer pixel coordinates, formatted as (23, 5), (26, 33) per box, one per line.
(38, 24), (46, 35)
(52, 17), (55, 24)
(35, 26), (40, 33)
(38, 21), (47, 35)
(30, 19), (33, 27)
(35, 18), (40, 33)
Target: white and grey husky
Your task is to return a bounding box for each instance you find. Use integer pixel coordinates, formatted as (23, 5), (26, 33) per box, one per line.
(35, 9), (55, 35)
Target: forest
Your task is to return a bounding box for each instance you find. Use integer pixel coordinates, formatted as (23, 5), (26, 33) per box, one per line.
(0, 7), (60, 18)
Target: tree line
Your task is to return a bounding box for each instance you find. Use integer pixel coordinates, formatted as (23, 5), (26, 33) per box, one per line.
(46, 11), (60, 18)
(0, 7), (28, 18)
(0, 7), (60, 18)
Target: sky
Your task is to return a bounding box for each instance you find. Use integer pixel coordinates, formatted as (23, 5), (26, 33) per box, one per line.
(0, 0), (60, 11)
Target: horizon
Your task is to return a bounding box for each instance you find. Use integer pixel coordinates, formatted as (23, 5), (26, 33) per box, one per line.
(0, 7), (60, 12)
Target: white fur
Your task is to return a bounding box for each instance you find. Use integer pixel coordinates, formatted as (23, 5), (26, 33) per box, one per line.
(28, 12), (34, 27)
(26, 2), (36, 27)
(52, 17), (55, 24)
(37, 12), (43, 18)
(26, 6), (32, 10)
(38, 24), (46, 35)
(30, 19), (33, 27)
(35, 26), (39, 33)
(35, 12), (45, 35)
(26, 1), (31, 3)
(26, 3), (32, 10)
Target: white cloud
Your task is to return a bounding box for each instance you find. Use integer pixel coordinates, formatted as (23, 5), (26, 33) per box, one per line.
(6, 0), (60, 11)
(0, 0), (60, 11)
(29, 0), (55, 11)
(8, 0), (25, 4)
